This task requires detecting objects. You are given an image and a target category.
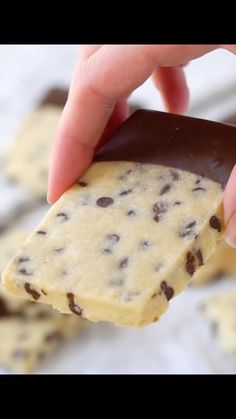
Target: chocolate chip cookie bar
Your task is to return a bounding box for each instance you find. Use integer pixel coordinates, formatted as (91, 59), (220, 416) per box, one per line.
(4, 109), (233, 327)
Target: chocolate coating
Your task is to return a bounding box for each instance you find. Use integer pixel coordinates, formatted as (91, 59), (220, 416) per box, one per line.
(39, 87), (68, 108)
(95, 110), (236, 186)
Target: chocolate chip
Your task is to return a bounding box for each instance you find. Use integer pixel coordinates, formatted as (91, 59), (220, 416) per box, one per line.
(24, 283), (40, 300)
(45, 331), (62, 343)
(192, 187), (206, 192)
(118, 169), (132, 180)
(107, 234), (120, 243)
(110, 278), (125, 287)
(119, 258), (129, 269)
(102, 248), (112, 254)
(196, 249), (204, 266)
(179, 221), (196, 239)
(19, 268), (33, 276)
(56, 212), (69, 221)
(153, 317), (159, 322)
(159, 183), (171, 195)
(41, 289), (47, 295)
(170, 170), (180, 181)
(12, 349), (29, 359)
(209, 215), (221, 232)
(127, 210), (136, 217)
(96, 197), (114, 207)
(67, 293), (83, 316)
(78, 180), (88, 187)
(185, 252), (196, 276)
(54, 248), (65, 253)
(60, 270), (68, 277)
(155, 263), (163, 272)
(195, 178), (201, 184)
(119, 189), (132, 196)
(37, 230), (47, 235)
(17, 256), (30, 263)
(0, 296), (8, 317)
(174, 201), (182, 206)
(153, 202), (168, 222)
(140, 240), (151, 250)
(160, 281), (174, 301)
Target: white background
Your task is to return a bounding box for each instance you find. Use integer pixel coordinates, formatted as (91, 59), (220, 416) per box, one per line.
(1, 45), (236, 374)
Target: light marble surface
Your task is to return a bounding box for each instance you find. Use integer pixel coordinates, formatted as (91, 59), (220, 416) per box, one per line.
(1, 45), (236, 374)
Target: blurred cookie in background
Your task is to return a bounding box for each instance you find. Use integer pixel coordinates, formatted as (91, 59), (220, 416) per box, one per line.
(201, 292), (236, 363)
(4, 87), (68, 199)
(0, 316), (83, 373)
(0, 228), (85, 373)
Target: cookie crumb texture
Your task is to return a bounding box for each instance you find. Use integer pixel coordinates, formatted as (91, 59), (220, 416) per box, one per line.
(4, 106), (62, 197)
(202, 292), (236, 361)
(2, 162), (224, 327)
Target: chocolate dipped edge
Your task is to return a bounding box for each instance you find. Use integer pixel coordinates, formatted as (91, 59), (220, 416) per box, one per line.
(95, 109), (236, 186)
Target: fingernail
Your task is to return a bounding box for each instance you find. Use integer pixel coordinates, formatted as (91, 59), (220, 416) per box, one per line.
(225, 210), (236, 248)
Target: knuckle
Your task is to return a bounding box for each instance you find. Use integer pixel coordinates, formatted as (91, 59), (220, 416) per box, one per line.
(73, 60), (114, 110)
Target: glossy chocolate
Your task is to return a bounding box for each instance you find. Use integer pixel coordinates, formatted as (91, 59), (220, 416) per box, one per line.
(95, 110), (236, 186)
(39, 87), (68, 108)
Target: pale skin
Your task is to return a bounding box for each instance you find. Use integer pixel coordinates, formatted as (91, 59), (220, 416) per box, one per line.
(48, 45), (236, 247)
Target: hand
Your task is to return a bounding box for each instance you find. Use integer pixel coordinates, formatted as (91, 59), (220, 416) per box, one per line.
(47, 45), (236, 246)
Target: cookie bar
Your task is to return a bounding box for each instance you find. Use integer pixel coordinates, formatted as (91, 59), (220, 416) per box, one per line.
(5, 109), (236, 327)
(2, 161), (223, 327)
(193, 240), (236, 285)
(4, 88), (67, 198)
(201, 292), (236, 362)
